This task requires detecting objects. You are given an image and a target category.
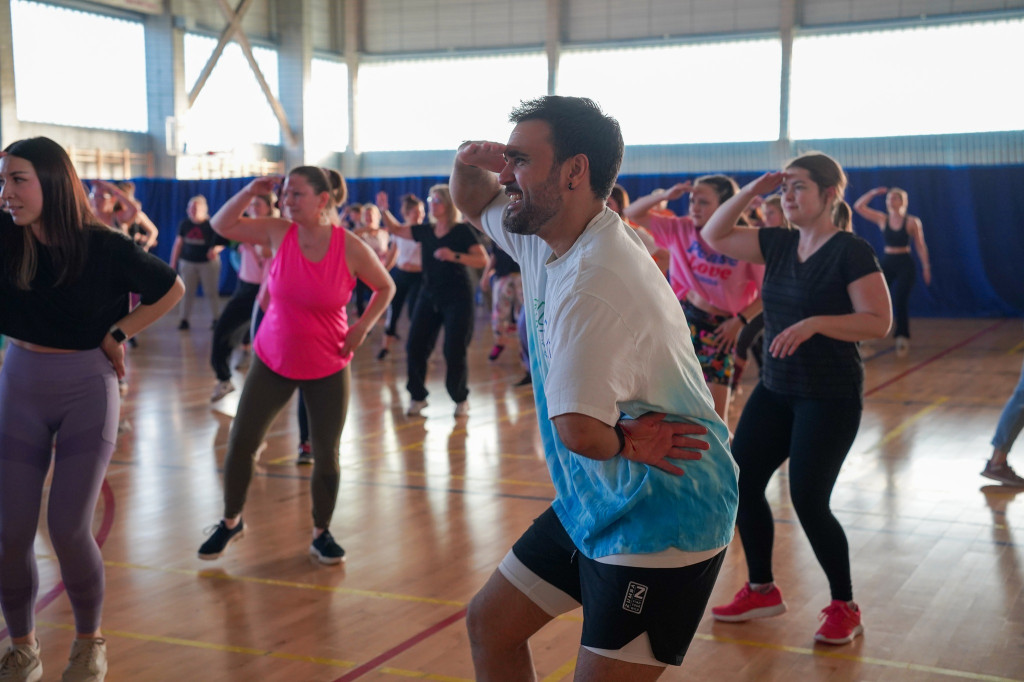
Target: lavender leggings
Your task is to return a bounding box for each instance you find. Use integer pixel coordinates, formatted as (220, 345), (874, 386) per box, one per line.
(0, 344), (118, 637)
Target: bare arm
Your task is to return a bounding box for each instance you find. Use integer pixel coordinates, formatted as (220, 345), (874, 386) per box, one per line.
(853, 187), (888, 227)
(622, 183), (691, 229)
(551, 412), (709, 477)
(100, 277), (185, 378)
(133, 210), (159, 250)
(210, 176), (287, 245)
(702, 173), (784, 265)
(909, 216), (932, 285)
(341, 233), (396, 358)
(169, 235), (182, 270)
(450, 141), (505, 231)
(382, 241), (398, 271)
(95, 180), (140, 226)
(768, 271), (893, 358)
(433, 242), (488, 269)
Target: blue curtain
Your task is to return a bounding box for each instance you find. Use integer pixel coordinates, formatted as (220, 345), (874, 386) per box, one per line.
(109, 166), (1024, 317)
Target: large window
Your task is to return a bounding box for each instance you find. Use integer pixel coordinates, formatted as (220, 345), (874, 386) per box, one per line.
(357, 53), (547, 152)
(790, 19), (1024, 139)
(10, 0), (148, 131)
(306, 58), (350, 158)
(558, 40), (781, 145)
(183, 33), (281, 153)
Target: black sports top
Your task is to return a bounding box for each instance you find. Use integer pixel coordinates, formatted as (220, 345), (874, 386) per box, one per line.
(883, 217), (911, 248)
(0, 227), (178, 350)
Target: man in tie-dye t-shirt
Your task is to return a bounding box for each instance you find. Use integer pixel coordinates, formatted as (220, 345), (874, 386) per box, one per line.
(451, 96), (738, 679)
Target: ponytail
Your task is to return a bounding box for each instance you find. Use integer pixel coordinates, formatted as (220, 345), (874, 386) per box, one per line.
(833, 200), (852, 232)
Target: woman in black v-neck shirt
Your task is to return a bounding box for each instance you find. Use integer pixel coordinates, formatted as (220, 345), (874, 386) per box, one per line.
(701, 153), (892, 647)
(384, 184), (488, 417)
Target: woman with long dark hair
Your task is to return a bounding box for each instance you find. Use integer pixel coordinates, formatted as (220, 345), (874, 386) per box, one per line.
(0, 137), (183, 680)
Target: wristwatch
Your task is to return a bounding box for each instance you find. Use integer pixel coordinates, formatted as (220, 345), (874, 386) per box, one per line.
(109, 326), (127, 344)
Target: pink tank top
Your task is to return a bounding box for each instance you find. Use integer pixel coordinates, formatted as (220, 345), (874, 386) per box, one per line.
(254, 224), (357, 379)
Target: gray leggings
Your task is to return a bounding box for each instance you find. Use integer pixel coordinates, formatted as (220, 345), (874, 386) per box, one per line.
(223, 356), (350, 529)
(0, 345), (118, 637)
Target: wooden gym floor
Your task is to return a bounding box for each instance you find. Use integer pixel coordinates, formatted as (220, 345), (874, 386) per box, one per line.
(10, 307), (1024, 681)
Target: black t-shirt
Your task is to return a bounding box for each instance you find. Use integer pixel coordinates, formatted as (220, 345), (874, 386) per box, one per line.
(177, 219), (225, 262)
(411, 222), (480, 300)
(758, 228), (882, 400)
(491, 244), (520, 278)
(0, 228), (178, 350)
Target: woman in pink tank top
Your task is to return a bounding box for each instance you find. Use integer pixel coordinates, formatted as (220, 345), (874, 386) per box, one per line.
(196, 166), (395, 566)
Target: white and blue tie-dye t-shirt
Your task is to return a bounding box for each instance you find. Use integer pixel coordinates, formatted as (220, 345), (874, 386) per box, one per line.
(480, 194), (739, 559)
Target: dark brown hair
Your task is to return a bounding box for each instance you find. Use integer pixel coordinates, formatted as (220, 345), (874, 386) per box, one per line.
(786, 152), (852, 231)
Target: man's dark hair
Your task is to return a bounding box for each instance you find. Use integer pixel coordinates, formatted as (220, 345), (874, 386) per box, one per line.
(509, 96), (623, 200)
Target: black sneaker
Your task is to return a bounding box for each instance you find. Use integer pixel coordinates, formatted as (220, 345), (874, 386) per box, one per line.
(178, 319), (190, 330)
(310, 530), (346, 565)
(296, 442), (314, 465)
(376, 348), (389, 361)
(198, 520), (245, 560)
(515, 372), (532, 387)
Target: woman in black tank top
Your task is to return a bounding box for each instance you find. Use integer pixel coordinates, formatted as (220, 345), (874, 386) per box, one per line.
(853, 186), (932, 356)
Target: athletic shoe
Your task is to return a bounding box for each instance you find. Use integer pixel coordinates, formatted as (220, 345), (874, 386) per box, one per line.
(454, 401), (469, 417)
(210, 380), (235, 402)
(981, 460), (1024, 487)
(711, 583), (787, 622)
(514, 372), (532, 387)
(376, 348), (389, 361)
(310, 530), (346, 565)
(0, 640), (42, 682)
(127, 337), (138, 349)
(178, 319), (190, 330)
(61, 637), (107, 682)
(296, 442), (314, 465)
(814, 600), (863, 645)
(198, 520), (245, 560)
(406, 399), (428, 417)
(895, 336), (910, 357)
(488, 344), (505, 361)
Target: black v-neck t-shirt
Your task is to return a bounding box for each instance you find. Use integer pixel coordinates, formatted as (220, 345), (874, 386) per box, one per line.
(758, 228), (881, 400)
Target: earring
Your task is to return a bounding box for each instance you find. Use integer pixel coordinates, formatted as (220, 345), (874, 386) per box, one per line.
(567, 182), (574, 190)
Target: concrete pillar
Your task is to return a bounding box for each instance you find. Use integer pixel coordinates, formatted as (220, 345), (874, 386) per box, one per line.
(0, 0), (20, 145)
(145, 12), (187, 177)
(277, 0), (311, 169)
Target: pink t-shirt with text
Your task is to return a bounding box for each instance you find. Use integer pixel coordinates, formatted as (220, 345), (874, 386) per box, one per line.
(648, 213), (763, 314)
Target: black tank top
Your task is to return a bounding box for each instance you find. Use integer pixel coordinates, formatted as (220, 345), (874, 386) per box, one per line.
(883, 217), (911, 248)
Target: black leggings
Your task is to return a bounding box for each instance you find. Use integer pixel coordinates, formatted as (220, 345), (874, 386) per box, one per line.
(406, 293), (474, 402)
(210, 281), (260, 381)
(882, 253), (915, 339)
(385, 269), (423, 338)
(731, 383), (862, 602)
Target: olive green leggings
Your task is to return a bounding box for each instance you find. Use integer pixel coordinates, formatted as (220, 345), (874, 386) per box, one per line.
(223, 356), (350, 529)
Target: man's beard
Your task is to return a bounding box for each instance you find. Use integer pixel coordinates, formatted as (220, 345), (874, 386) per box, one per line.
(502, 183), (562, 236)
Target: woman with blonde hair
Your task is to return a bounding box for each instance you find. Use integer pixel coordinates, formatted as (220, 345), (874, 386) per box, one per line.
(170, 194), (227, 330)
(702, 152), (892, 646)
(386, 184), (488, 417)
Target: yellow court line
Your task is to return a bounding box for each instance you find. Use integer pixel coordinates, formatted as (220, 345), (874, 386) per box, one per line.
(865, 396), (950, 451)
(39, 620), (473, 680)
(695, 633), (1022, 682)
(1008, 339), (1024, 355)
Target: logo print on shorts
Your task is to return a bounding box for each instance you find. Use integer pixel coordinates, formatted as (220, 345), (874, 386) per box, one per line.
(622, 581), (648, 614)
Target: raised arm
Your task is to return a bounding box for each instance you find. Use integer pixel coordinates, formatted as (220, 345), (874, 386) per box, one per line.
(701, 173), (783, 265)
(95, 179), (139, 226)
(909, 216), (932, 285)
(622, 183), (691, 229)
(853, 187), (888, 227)
(210, 176), (287, 245)
(133, 210), (160, 250)
(450, 141), (505, 231)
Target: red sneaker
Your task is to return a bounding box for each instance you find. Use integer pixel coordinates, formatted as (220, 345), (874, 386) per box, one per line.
(814, 600), (863, 644)
(712, 583), (787, 622)
(488, 344), (505, 361)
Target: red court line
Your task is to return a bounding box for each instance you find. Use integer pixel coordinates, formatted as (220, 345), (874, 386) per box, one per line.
(333, 607), (469, 682)
(864, 320), (1007, 397)
(0, 479), (116, 642)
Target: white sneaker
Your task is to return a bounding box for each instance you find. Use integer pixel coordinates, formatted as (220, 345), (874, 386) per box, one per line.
(210, 380), (236, 402)
(406, 399), (428, 417)
(0, 640), (42, 682)
(895, 336), (910, 357)
(62, 637), (106, 682)
(454, 401), (469, 417)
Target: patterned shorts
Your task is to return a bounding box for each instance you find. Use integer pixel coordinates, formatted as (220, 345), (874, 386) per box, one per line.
(682, 300), (735, 386)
